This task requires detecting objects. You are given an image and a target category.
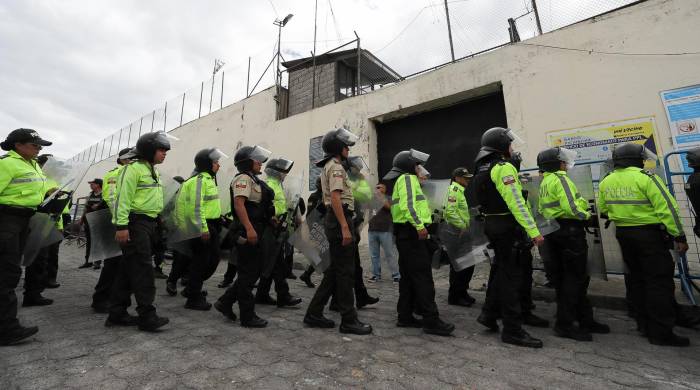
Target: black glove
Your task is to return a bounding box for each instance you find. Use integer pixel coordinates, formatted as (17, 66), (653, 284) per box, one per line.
(587, 215), (599, 229)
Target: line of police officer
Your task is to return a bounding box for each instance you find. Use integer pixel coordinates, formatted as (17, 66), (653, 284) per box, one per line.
(2, 126), (696, 348)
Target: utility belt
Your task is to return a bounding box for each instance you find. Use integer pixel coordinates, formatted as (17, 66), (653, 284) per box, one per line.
(616, 223), (681, 248)
(555, 218), (587, 228)
(616, 223), (664, 232)
(128, 213), (159, 223)
(0, 204), (36, 218)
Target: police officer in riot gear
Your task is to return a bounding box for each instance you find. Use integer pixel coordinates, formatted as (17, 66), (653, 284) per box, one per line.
(384, 149), (455, 336)
(537, 147), (609, 341)
(214, 145), (275, 327)
(599, 143), (689, 347)
(0, 128), (52, 345)
(255, 157), (303, 308)
(175, 148), (227, 310)
(91, 147), (132, 313)
(444, 167), (476, 307)
(298, 177), (324, 288)
(108, 131), (172, 332)
(304, 128), (372, 335)
(473, 127), (544, 348)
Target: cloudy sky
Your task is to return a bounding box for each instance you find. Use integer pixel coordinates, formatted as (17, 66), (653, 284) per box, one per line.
(0, 0), (634, 158)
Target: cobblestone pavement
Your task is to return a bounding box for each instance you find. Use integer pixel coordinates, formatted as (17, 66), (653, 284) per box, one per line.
(2, 241), (699, 390)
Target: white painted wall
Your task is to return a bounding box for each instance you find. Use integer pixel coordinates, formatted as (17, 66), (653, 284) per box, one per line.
(72, 0), (700, 271)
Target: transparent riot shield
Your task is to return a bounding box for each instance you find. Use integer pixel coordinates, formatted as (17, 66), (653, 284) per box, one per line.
(284, 174), (305, 212)
(287, 209), (331, 273)
(438, 208), (490, 271)
(421, 179), (451, 215)
(39, 157), (91, 213)
(520, 173), (560, 236)
(85, 208), (122, 262)
(22, 213), (63, 266)
(160, 175), (206, 257)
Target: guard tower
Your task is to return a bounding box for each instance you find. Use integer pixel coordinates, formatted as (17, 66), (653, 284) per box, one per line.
(281, 49), (401, 118)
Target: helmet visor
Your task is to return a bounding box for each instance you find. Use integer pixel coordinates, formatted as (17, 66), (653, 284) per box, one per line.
(641, 146), (657, 162)
(505, 129), (525, 148)
(348, 156), (367, 171)
(336, 128), (359, 146)
(558, 148), (578, 169)
(154, 131), (179, 143)
(409, 149), (430, 164)
(249, 145), (272, 163)
(209, 148), (229, 162)
(270, 158), (294, 172)
(416, 164), (431, 179)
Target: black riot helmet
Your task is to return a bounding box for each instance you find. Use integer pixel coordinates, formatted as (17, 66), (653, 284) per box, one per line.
(316, 128), (360, 167)
(382, 149), (430, 181)
(134, 131), (174, 162)
(687, 147), (700, 169)
(234, 145), (272, 173)
(36, 154), (53, 167)
(265, 158), (294, 179)
(536, 147), (578, 173)
(612, 143), (656, 169)
(194, 148), (228, 174)
(474, 127), (523, 163)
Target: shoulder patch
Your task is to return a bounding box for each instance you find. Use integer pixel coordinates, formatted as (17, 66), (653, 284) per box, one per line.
(502, 175), (516, 185)
(332, 171), (344, 178)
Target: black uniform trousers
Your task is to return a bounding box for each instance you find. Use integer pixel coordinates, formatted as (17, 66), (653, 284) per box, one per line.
(616, 226), (676, 339)
(222, 262), (237, 284)
(109, 214), (159, 318)
(92, 256), (122, 306)
(448, 265), (475, 301)
(542, 222), (593, 328)
(219, 222), (266, 322)
(46, 240), (60, 282)
(84, 218), (92, 262)
(481, 215), (526, 334)
(24, 247), (48, 298)
(256, 241), (292, 302)
(329, 231), (371, 306)
(186, 220), (222, 299)
(167, 251), (190, 285)
(307, 210), (358, 323)
(394, 223), (440, 324)
(0, 212), (31, 332)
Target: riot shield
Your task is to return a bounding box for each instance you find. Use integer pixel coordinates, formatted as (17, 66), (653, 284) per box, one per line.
(421, 179), (450, 214)
(161, 175), (206, 256)
(40, 157), (91, 213)
(438, 208), (490, 271)
(520, 173), (560, 236)
(284, 174), (305, 211)
(22, 213), (63, 266)
(287, 209), (331, 273)
(85, 208), (122, 262)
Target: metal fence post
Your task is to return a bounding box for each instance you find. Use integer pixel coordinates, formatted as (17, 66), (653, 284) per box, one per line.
(116, 129), (123, 154)
(163, 101), (168, 131)
(180, 93), (185, 126)
(108, 134), (114, 157)
(138, 117), (143, 137)
(100, 140), (106, 161)
(220, 71), (225, 109)
(198, 81), (204, 118)
(355, 32), (361, 96)
(127, 124), (132, 146)
(151, 110), (155, 131)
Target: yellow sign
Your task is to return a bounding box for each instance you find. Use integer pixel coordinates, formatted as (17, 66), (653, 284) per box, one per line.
(547, 117), (660, 167)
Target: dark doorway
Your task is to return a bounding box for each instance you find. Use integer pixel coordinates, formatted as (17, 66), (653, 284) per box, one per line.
(376, 91), (508, 181)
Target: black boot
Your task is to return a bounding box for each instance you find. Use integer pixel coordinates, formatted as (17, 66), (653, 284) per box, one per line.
(649, 332), (690, 347)
(78, 261), (93, 269)
(299, 272), (315, 288)
(105, 312), (138, 327)
(522, 313), (549, 328)
(214, 300), (237, 321)
(137, 314), (169, 331)
(0, 325), (38, 346)
(166, 281), (177, 296)
(581, 320), (610, 334)
(255, 295), (277, 306)
(448, 296), (474, 307)
(356, 295), (379, 309)
(304, 313), (335, 328)
(423, 318), (455, 336)
(241, 315), (268, 328)
(554, 325), (593, 341)
(218, 279), (233, 288)
(22, 294), (53, 307)
(502, 329), (543, 348)
(185, 298), (212, 311)
(45, 279), (60, 289)
(93, 261), (102, 270)
(477, 313), (499, 332)
(153, 267), (168, 280)
(91, 301), (110, 314)
(396, 316), (424, 328)
(277, 296), (302, 308)
(340, 319), (373, 335)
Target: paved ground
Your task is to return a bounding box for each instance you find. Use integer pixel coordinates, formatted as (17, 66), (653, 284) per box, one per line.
(2, 240), (700, 390)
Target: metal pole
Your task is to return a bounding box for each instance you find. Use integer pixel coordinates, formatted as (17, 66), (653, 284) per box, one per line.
(151, 110), (155, 131)
(355, 31), (361, 96)
(198, 81), (204, 118)
(275, 23), (282, 119)
(531, 0), (543, 35)
(127, 124), (132, 146)
(163, 101), (168, 131)
(108, 135), (114, 157)
(220, 71), (225, 109)
(138, 117), (143, 137)
(444, 0), (456, 61)
(209, 61), (216, 114)
(311, 0), (318, 109)
(180, 93), (185, 126)
(100, 140), (106, 160)
(246, 57), (251, 97)
(116, 129), (123, 153)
